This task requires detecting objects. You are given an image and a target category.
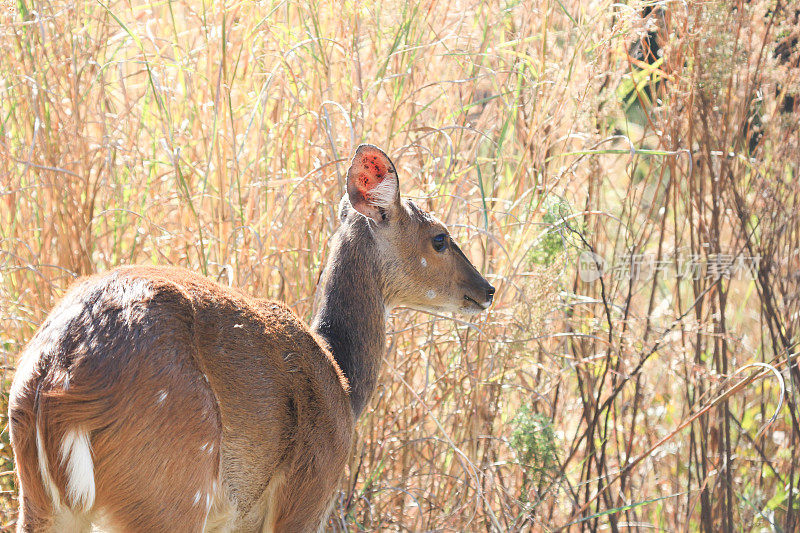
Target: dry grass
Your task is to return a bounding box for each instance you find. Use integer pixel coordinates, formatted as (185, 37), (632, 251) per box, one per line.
(1, 0), (799, 531)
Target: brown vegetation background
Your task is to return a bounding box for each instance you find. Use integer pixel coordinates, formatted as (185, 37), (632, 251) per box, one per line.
(1, 0), (799, 530)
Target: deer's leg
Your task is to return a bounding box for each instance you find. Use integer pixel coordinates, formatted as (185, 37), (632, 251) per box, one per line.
(10, 376), (94, 533)
(11, 438), (55, 532)
(269, 461), (341, 533)
(9, 387), (57, 533)
(86, 347), (222, 532)
(36, 316), (224, 533)
(87, 389), (221, 533)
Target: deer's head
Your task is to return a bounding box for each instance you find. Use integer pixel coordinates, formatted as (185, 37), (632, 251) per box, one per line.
(339, 144), (494, 315)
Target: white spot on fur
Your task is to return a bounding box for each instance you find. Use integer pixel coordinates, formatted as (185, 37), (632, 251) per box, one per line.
(194, 490), (202, 506)
(157, 389), (168, 404)
(201, 441), (214, 454)
(426, 290), (436, 299)
(36, 418), (61, 508)
(59, 428), (95, 511)
(367, 177), (397, 207)
(200, 502), (210, 533)
(420, 257), (427, 267)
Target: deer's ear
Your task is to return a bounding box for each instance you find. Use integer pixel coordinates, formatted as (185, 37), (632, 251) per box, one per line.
(346, 144), (400, 222)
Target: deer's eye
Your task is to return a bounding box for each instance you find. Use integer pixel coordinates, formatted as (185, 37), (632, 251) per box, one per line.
(432, 233), (448, 252)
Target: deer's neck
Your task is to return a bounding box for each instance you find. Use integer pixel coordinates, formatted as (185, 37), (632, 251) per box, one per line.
(311, 222), (386, 418)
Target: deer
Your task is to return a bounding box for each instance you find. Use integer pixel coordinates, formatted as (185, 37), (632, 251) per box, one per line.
(8, 144), (495, 532)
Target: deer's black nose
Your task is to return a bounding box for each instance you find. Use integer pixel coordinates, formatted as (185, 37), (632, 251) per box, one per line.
(486, 285), (495, 303)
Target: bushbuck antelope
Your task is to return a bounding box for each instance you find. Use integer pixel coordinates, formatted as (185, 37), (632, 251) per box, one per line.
(9, 144), (495, 532)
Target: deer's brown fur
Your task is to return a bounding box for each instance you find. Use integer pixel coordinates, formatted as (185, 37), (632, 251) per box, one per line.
(9, 145), (494, 532)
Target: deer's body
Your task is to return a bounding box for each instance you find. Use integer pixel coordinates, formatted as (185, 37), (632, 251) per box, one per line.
(10, 265), (353, 531)
(9, 145), (494, 532)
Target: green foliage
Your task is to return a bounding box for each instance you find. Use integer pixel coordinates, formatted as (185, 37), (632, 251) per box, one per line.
(529, 196), (572, 266)
(510, 405), (559, 494)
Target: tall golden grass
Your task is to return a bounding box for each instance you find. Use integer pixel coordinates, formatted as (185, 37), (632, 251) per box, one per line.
(1, 0), (799, 530)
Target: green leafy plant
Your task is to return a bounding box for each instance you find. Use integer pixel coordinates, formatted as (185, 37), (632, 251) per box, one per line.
(530, 196), (572, 266)
(510, 405), (559, 500)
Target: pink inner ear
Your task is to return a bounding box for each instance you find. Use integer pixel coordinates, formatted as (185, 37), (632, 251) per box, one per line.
(354, 150), (390, 195)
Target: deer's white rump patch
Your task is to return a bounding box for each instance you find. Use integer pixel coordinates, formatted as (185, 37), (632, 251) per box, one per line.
(59, 428), (95, 511)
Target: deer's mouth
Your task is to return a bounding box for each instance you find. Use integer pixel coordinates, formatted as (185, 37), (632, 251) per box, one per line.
(463, 294), (489, 310)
